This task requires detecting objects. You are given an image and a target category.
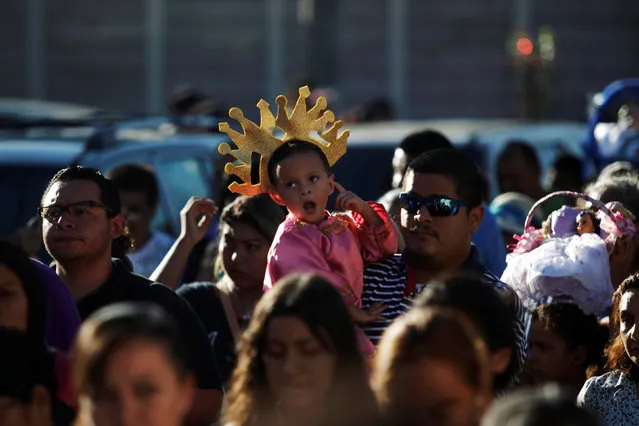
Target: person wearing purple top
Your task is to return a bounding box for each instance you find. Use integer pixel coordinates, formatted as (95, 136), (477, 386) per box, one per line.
(30, 258), (81, 351)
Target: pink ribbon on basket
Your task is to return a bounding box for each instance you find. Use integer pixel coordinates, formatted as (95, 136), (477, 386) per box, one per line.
(509, 226), (545, 254)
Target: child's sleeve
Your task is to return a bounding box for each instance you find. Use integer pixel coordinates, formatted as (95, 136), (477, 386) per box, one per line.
(263, 228), (358, 304)
(348, 201), (399, 263)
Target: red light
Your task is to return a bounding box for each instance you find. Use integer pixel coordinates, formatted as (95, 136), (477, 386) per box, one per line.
(516, 37), (534, 56)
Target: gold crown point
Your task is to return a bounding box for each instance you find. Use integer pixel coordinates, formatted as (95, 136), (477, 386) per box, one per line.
(218, 122), (230, 132)
(229, 107), (245, 121)
(218, 143), (232, 155)
(298, 85), (311, 97)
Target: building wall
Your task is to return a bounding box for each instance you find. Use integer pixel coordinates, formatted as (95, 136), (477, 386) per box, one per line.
(0, 0), (637, 120)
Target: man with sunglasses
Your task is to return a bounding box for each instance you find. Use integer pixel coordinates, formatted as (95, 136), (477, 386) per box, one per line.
(362, 149), (529, 388)
(39, 166), (222, 426)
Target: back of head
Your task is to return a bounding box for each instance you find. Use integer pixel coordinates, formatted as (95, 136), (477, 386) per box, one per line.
(598, 161), (637, 181)
(374, 307), (491, 423)
(0, 241), (46, 341)
(586, 174), (639, 219)
(0, 327), (56, 402)
(73, 302), (190, 398)
(415, 276), (518, 393)
(406, 149), (484, 207)
(220, 194), (286, 242)
(107, 164), (160, 208)
(167, 85), (207, 115)
(498, 140), (541, 172)
(489, 192), (540, 235)
(398, 130), (454, 160)
(481, 384), (602, 426)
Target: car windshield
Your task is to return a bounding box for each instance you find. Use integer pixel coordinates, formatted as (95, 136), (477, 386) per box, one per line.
(0, 165), (60, 237)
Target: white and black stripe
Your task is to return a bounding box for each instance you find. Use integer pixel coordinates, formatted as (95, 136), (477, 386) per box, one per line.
(362, 248), (530, 390)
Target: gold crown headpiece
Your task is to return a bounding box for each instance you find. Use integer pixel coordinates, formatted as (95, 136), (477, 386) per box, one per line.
(217, 86), (349, 196)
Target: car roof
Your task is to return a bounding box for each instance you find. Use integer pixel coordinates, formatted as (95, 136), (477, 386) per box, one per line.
(0, 140), (84, 166)
(345, 119), (519, 146)
(0, 98), (109, 120)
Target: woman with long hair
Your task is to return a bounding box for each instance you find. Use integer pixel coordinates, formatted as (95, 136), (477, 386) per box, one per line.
(72, 302), (195, 426)
(373, 307), (492, 426)
(578, 273), (639, 424)
(225, 273), (380, 426)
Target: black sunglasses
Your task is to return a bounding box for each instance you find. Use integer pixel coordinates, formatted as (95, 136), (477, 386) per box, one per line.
(38, 200), (113, 223)
(399, 192), (470, 217)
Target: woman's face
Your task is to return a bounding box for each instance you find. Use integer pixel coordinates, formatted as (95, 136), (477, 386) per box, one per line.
(0, 264), (28, 332)
(619, 289), (639, 365)
(263, 316), (337, 411)
(87, 339), (194, 426)
(220, 221), (270, 290)
(385, 359), (486, 426)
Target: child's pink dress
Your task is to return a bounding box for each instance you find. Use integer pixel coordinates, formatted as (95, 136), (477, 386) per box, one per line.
(264, 202), (398, 357)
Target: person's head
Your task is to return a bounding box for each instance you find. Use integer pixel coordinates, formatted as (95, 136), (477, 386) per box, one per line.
(226, 273), (377, 426)
(481, 384), (602, 426)
(267, 140), (335, 224)
(0, 241), (46, 341)
(373, 307), (491, 426)
(218, 194), (286, 290)
(488, 192), (540, 248)
(400, 149), (484, 268)
(605, 274), (639, 378)
(73, 303), (195, 426)
(167, 85), (207, 116)
(0, 327), (58, 426)
(586, 175), (639, 286)
(41, 166), (128, 266)
(497, 141), (542, 198)
(597, 161), (637, 181)
(526, 303), (608, 388)
(107, 164), (160, 247)
(392, 130), (454, 189)
(547, 154), (584, 193)
(415, 277), (519, 394)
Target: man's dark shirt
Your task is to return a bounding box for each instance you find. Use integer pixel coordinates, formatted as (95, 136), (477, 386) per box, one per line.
(75, 259), (222, 390)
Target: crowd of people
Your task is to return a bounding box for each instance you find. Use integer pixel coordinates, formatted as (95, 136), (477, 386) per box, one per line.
(3, 87), (639, 426)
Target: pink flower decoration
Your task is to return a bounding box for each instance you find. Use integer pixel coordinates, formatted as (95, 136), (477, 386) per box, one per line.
(510, 227), (545, 254)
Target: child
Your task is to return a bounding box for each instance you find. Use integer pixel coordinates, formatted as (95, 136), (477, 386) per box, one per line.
(217, 87), (398, 356)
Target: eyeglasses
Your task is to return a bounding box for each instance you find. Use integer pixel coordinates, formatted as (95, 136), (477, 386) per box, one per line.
(399, 192), (470, 217)
(38, 200), (113, 223)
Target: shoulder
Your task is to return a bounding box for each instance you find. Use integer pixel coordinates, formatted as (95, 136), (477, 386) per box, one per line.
(578, 371), (626, 408)
(177, 282), (220, 304)
(364, 254), (405, 277)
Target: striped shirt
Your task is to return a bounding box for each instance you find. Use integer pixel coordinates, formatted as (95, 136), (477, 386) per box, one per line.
(361, 246), (530, 389)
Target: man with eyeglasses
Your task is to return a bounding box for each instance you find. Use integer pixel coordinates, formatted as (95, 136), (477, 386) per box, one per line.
(362, 149), (529, 388)
(39, 166), (222, 426)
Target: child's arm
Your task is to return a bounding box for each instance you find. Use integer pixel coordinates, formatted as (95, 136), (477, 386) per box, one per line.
(347, 302), (386, 324)
(334, 182), (399, 261)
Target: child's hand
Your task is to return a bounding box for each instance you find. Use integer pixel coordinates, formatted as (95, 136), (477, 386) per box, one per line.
(347, 302), (386, 324)
(335, 182), (383, 227)
(335, 182), (368, 214)
(179, 196), (218, 247)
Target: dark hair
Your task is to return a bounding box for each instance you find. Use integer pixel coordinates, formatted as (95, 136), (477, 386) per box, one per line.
(267, 140), (331, 188)
(406, 149), (484, 207)
(220, 194), (286, 242)
(415, 276), (520, 393)
(498, 141), (541, 173)
(73, 302), (191, 399)
(226, 273), (379, 426)
(42, 165), (132, 259)
(481, 384), (602, 426)
(108, 164), (160, 208)
(0, 241), (46, 342)
(0, 327), (56, 401)
(374, 307), (491, 422)
(551, 155), (584, 187)
(606, 274), (639, 379)
(536, 303), (608, 378)
(167, 85), (207, 115)
(398, 130), (454, 160)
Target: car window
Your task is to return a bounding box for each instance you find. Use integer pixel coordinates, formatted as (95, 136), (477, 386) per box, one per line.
(152, 156), (211, 234)
(0, 165), (59, 236)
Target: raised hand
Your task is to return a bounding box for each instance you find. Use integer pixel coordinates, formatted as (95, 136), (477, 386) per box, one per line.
(179, 196), (218, 246)
(334, 182), (368, 214)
